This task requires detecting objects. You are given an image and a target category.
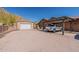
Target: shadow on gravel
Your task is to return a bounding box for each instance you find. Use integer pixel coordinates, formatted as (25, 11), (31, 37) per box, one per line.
(42, 30), (61, 33)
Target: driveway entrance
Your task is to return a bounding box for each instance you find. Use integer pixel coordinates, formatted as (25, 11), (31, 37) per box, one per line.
(0, 30), (79, 52)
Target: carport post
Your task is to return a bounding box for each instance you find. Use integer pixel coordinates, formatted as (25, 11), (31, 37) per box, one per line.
(62, 20), (64, 35)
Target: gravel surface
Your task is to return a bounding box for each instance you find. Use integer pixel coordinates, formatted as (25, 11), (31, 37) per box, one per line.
(0, 30), (79, 52)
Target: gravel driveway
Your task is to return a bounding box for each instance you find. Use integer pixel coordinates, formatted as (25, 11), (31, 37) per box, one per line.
(0, 29), (79, 52)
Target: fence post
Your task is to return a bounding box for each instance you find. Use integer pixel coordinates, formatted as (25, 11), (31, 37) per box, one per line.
(2, 25), (4, 33)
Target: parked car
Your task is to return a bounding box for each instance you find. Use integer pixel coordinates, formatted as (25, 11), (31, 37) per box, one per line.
(44, 24), (61, 32)
(44, 24), (56, 32)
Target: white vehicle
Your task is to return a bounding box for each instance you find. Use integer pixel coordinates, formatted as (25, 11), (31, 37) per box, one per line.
(44, 24), (61, 32)
(44, 24), (56, 32)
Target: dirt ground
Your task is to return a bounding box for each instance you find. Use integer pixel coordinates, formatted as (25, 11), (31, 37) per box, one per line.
(0, 29), (79, 52)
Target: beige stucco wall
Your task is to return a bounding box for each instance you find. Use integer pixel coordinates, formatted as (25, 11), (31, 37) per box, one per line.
(64, 20), (79, 32)
(64, 22), (71, 30)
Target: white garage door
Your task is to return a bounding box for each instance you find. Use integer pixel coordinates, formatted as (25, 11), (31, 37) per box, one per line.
(20, 24), (31, 30)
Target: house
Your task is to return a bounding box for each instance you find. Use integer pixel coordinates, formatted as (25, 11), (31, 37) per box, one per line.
(64, 17), (79, 32)
(16, 19), (33, 30)
(40, 17), (79, 32)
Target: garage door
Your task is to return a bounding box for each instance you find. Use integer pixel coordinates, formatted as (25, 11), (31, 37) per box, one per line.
(20, 24), (31, 30)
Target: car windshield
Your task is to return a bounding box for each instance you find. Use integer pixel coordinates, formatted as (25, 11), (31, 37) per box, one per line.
(48, 24), (55, 26)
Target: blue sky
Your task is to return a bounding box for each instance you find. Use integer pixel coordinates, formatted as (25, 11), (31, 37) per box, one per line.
(4, 7), (79, 22)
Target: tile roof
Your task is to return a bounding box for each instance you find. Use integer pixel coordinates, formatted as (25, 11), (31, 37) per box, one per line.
(16, 18), (32, 23)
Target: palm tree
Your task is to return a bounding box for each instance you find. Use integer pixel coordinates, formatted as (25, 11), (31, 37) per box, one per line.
(58, 16), (73, 35)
